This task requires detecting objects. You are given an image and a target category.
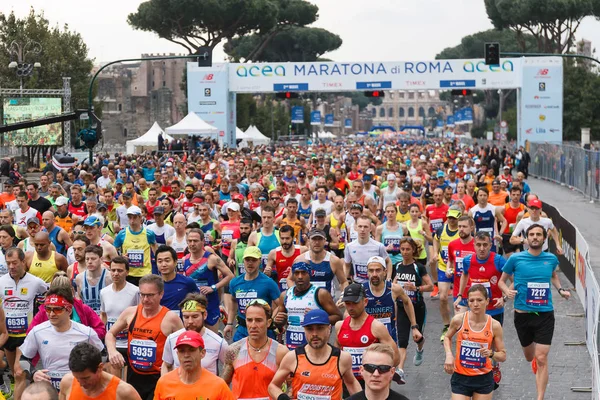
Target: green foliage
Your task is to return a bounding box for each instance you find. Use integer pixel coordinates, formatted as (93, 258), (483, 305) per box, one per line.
(0, 9), (94, 110)
(436, 29), (538, 59)
(224, 26), (341, 62)
(484, 0), (600, 53)
(562, 61), (600, 140)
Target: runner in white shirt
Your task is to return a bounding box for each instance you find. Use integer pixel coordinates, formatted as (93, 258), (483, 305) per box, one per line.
(0, 248), (48, 382)
(344, 215), (392, 284)
(166, 214), (189, 273)
(100, 256), (140, 377)
(14, 290), (103, 398)
(14, 192), (41, 228)
(146, 206), (176, 245)
(161, 293), (228, 376)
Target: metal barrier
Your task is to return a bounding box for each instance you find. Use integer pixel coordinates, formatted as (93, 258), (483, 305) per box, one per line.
(529, 142), (600, 201)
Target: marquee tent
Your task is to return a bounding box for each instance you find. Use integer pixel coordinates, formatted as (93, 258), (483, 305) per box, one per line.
(242, 125), (271, 146)
(126, 122), (174, 154)
(165, 112), (218, 137)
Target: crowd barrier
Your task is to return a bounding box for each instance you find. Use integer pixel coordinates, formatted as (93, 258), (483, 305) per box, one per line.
(530, 142), (600, 201)
(544, 201), (600, 397)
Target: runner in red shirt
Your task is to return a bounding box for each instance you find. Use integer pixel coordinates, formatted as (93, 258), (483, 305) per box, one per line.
(425, 188), (449, 233)
(265, 225), (307, 292)
(447, 215), (475, 313)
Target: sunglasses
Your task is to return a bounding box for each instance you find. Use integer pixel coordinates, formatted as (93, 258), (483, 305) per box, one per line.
(270, 197), (280, 201)
(45, 306), (67, 315)
(363, 364), (394, 374)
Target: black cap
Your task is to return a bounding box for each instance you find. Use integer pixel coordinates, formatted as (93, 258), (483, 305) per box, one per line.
(308, 227), (326, 238)
(315, 208), (327, 218)
(342, 283), (366, 303)
(122, 191), (133, 198)
(298, 171), (306, 177)
(153, 206), (165, 215)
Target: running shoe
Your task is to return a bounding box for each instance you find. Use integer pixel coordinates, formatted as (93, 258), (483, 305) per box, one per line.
(440, 326), (449, 342)
(393, 368), (406, 385)
(492, 364), (502, 384)
(219, 305), (229, 325)
(414, 348), (424, 366)
(531, 358), (538, 375)
(431, 285), (439, 299)
(0, 372), (12, 400)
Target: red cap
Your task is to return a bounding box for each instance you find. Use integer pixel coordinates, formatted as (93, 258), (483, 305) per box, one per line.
(528, 199), (543, 209)
(192, 197), (204, 204)
(232, 193), (244, 201)
(175, 330), (205, 349)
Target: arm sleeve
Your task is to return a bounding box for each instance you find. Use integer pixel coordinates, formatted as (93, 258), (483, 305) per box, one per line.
(162, 334), (174, 365)
(511, 220), (525, 237)
(147, 230), (157, 245)
(344, 246), (351, 263)
(494, 254), (507, 273)
(19, 332), (39, 359)
(188, 278), (200, 293)
(378, 243), (389, 259)
(268, 280), (281, 303)
(113, 230), (126, 249)
(88, 328), (105, 351)
(463, 254), (472, 274)
(502, 255), (515, 275)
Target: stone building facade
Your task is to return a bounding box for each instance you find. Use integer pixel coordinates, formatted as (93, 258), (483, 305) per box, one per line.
(369, 90), (449, 130)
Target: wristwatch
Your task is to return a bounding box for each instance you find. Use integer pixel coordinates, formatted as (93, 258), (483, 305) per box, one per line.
(410, 324), (419, 330)
(503, 295), (508, 302)
(211, 284), (217, 291)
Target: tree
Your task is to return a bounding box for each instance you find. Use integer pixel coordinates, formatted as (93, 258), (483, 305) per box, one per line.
(562, 61), (600, 140)
(0, 9), (95, 166)
(484, 0), (600, 53)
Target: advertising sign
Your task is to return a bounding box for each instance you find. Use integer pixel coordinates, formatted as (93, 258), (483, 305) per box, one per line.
(310, 111), (321, 126)
(454, 109), (464, 125)
(447, 115), (455, 127)
(187, 63), (229, 143)
(3, 98), (62, 146)
(519, 57), (563, 145)
(291, 106), (304, 124)
(229, 58), (522, 93)
(344, 118), (352, 129)
(462, 107), (473, 124)
(324, 114), (334, 127)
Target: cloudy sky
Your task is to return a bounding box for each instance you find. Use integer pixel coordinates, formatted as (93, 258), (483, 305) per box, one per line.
(2, 0), (600, 63)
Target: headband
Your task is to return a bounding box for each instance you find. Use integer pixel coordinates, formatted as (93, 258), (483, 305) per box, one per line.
(181, 300), (206, 313)
(44, 295), (73, 311)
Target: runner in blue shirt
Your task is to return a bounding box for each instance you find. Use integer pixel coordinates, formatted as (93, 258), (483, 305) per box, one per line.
(223, 246), (281, 342)
(499, 223), (570, 400)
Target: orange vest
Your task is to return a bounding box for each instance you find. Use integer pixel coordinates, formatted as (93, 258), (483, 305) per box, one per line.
(454, 312), (493, 376)
(292, 345), (342, 400)
(55, 212), (74, 233)
(232, 338), (279, 399)
(69, 374), (119, 399)
(127, 305), (170, 375)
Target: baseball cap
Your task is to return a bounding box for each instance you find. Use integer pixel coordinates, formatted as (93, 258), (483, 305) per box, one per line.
(503, 165), (511, 170)
(116, 179), (124, 185)
(375, 156), (382, 161)
(447, 208), (462, 219)
(298, 171), (306, 178)
(387, 173), (396, 181)
(174, 330), (205, 350)
(367, 256), (387, 269)
(97, 203), (108, 210)
(437, 171), (445, 178)
(227, 202), (240, 212)
(474, 159), (481, 165)
(55, 196), (69, 207)
(301, 309), (330, 327)
(308, 227), (326, 239)
(122, 191), (133, 199)
(292, 261), (311, 273)
(232, 193), (244, 201)
(314, 208), (327, 218)
(342, 283), (366, 303)
(192, 197), (204, 204)
(243, 246), (262, 260)
(366, 168), (375, 175)
(126, 205), (142, 216)
(492, 179), (501, 185)
(83, 215), (102, 227)
(153, 206), (165, 215)
(528, 199), (543, 209)
(26, 217), (40, 226)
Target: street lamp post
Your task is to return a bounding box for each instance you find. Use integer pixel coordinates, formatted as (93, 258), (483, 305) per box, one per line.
(8, 40), (42, 95)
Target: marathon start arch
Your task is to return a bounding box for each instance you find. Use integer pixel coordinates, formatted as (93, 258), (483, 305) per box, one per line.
(186, 57), (563, 147)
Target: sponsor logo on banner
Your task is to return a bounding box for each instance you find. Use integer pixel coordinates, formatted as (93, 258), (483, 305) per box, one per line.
(526, 128), (533, 134)
(536, 128), (546, 133)
(463, 60), (514, 73)
(236, 65), (286, 77)
(539, 114), (546, 121)
(534, 95), (551, 100)
(536, 69), (551, 78)
(544, 105), (559, 109)
(550, 128), (561, 133)
(525, 104), (541, 109)
(202, 74), (214, 81)
(539, 82), (546, 91)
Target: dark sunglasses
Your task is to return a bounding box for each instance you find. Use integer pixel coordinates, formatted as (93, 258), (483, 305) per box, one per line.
(363, 364), (393, 374)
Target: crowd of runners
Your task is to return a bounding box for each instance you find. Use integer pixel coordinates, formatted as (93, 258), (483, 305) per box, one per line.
(0, 138), (570, 400)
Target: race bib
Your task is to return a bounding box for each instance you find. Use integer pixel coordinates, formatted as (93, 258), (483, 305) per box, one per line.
(398, 281), (417, 303)
(48, 370), (68, 392)
(129, 339), (157, 371)
(440, 246), (449, 264)
(354, 263), (368, 281)
(383, 237), (401, 252)
(176, 258), (185, 274)
(459, 340), (487, 369)
(6, 313), (27, 335)
(340, 229), (347, 243)
(235, 291), (258, 314)
(279, 278), (288, 292)
(430, 218), (443, 231)
(238, 262), (246, 275)
(285, 318), (306, 349)
(455, 257), (464, 275)
(345, 347), (366, 377)
(107, 317), (128, 346)
(527, 282), (550, 306)
(261, 254), (269, 270)
(127, 250), (144, 268)
(479, 227), (494, 234)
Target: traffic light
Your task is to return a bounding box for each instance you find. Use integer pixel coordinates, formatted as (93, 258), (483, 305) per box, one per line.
(275, 92), (300, 99)
(451, 89), (472, 96)
(485, 42), (500, 66)
(196, 47), (213, 67)
(364, 91), (385, 98)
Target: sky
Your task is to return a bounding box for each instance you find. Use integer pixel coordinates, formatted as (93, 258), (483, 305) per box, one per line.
(2, 0), (600, 63)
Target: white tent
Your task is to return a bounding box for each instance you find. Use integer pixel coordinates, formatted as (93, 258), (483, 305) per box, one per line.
(165, 112), (218, 137)
(243, 125), (271, 146)
(126, 122), (174, 154)
(236, 127), (252, 148)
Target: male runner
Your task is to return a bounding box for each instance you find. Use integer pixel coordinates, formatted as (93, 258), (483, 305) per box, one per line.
(329, 195), (348, 258)
(469, 188), (506, 253)
(166, 213), (188, 273)
(248, 205), (281, 270)
(510, 199), (562, 255)
(499, 224), (570, 400)
(182, 229), (233, 330)
(66, 235), (89, 282)
(265, 225), (306, 292)
(220, 301), (288, 399)
(59, 343), (141, 399)
(41, 211), (71, 257)
(82, 215), (119, 264)
(335, 284), (400, 393)
(147, 206), (175, 246)
(223, 246), (281, 342)
(228, 218), (252, 276)
(156, 245), (198, 311)
(106, 274), (184, 400)
(345, 215), (392, 284)
(268, 309), (361, 399)
(25, 231), (68, 283)
(14, 191), (41, 228)
(100, 256), (140, 378)
(274, 261), (342, 349)
(502, 186), (525, 257)
(446, 215), (476, 312)
(75, 245), (111, 315)
(161, 293), (229, 375)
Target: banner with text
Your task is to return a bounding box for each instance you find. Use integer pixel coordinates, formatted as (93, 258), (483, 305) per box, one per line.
(310, 111), (321, 126)
(291, 106), (304, 124)
(324, 114), (334, 127)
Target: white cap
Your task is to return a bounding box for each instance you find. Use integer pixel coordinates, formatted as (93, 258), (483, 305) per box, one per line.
(55, 196), (69, 206)
(165, 162), (173, 167)
(474, 159), (481, 165)
(366, 168), (375, 175)
(209, 162), (217, 170)
(375, 156), (382, 161)
(419, 155), (426, 160)
(367, 256), (387, 269)
(281, 161), (287, 166)
(228, 202), (240, 212)
(204, 174), (213, 181)
(126, 205), (142, 215)
(387, 173), (396, 181)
